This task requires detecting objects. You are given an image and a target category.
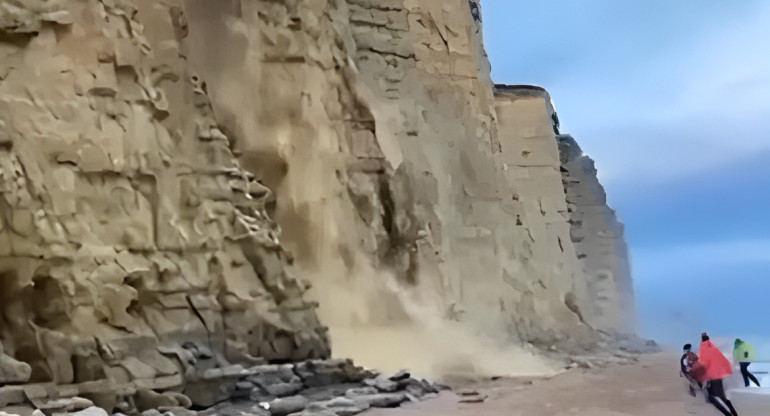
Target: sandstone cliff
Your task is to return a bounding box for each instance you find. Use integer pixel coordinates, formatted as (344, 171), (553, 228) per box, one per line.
(558, 134), (636, 333)
(0, 0), (329, 405)
(0, 0), (638, 413)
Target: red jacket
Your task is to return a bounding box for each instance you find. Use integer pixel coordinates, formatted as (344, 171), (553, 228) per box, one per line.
(690, 341), (733, 382)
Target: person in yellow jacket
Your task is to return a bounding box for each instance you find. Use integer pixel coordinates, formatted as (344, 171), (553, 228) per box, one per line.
(734, 338), (761, 387)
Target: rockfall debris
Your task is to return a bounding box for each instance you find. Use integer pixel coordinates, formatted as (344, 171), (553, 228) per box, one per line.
(1, 0), (642, 414)
(0, 358), (441, 415)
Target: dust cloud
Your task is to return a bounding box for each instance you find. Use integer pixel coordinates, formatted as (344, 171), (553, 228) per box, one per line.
(307, 255), (563, 381)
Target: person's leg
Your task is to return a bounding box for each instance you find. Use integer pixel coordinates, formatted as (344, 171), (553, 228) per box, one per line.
(744, 363), (761, 387)
(713, 380), (739, 416)
(740, 362), (750, 387)
(707, 381), (734, 416)
(723, 398), (739, 416)
(707, 396), (734, 416)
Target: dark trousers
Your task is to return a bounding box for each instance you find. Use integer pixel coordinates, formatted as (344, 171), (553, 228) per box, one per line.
(739, 362), (760, 387)
(706, 379), (739, 416)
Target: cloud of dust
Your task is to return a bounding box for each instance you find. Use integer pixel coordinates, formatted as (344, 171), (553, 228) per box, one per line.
(308, 251), (563, 381)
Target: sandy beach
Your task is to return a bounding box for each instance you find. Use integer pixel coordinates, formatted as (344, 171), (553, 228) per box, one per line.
(363, 352), (767, 416)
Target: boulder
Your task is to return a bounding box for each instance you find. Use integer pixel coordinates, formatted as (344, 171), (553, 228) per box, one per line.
(0, 344), (31, 384)
(353, 393), (408, 408)
(262, 396), (309, 416)
(304, 397), (369, 416)
(362, 377), (398, 393)
(298, 384), (362, 402)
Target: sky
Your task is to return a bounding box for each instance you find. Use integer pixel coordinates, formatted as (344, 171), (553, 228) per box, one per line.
(482, 0), (770, 346)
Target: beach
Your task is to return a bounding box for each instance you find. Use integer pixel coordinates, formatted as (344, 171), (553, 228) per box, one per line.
(363, 352), (768, 416)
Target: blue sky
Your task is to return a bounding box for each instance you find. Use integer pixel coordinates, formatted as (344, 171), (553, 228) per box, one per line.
(482, 1), (770, 345)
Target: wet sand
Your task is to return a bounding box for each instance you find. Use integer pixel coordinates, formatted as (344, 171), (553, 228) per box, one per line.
(363, 352), (766, 416)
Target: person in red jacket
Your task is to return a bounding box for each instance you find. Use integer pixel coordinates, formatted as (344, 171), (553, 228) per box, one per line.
(692, 333), (738, 416)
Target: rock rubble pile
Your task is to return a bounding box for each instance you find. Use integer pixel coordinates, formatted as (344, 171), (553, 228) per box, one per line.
(1, 357), (441, 416)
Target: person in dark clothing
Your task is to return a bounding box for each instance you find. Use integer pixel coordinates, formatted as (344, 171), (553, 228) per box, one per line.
(706, 379), (739, 416)
(701, 333), (739, 416)
(680, 343), (701, 392)
(739, 362), (760, 387)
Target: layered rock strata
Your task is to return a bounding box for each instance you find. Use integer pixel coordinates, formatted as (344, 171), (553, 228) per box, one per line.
(176, 0), (632, 359)
(0, 358), (439, 416)
(491, 86), (593, 345)
(557, 135), (636, 332)
(0, 0), (328, 407)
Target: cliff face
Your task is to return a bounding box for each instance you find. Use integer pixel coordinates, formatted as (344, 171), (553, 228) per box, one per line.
(0, 0), (328, 392)
(491, 87), (593, 345)
(558, 135), (636, 332)
(0, 0), (636, 408)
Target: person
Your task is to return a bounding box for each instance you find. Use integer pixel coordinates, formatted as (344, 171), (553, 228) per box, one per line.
(680, 343), (701, 393)
(734, 338), (761, 387)
(693, 333), (739, 416)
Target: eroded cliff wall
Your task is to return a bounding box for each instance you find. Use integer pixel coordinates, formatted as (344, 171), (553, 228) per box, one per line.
(0, 0), (637, 406)
(558, 134), (636, 332)
(0, 0), (328, 396)
(330, 1), (600, 374)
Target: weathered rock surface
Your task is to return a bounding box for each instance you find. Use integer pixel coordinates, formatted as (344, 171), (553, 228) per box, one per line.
(0, 0), (637, 414)
(176, 0), (621, 364)
(557, 134), (636, 332)
(0, 0), (329, 412)
(0, 357), (437, 416)
(0, 343), (30, 384)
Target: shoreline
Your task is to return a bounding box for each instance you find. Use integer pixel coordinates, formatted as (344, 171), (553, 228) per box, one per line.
(363, 352), (694, 416)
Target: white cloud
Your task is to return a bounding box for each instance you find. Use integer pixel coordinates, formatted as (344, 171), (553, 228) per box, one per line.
(539, 3), (770, 186)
